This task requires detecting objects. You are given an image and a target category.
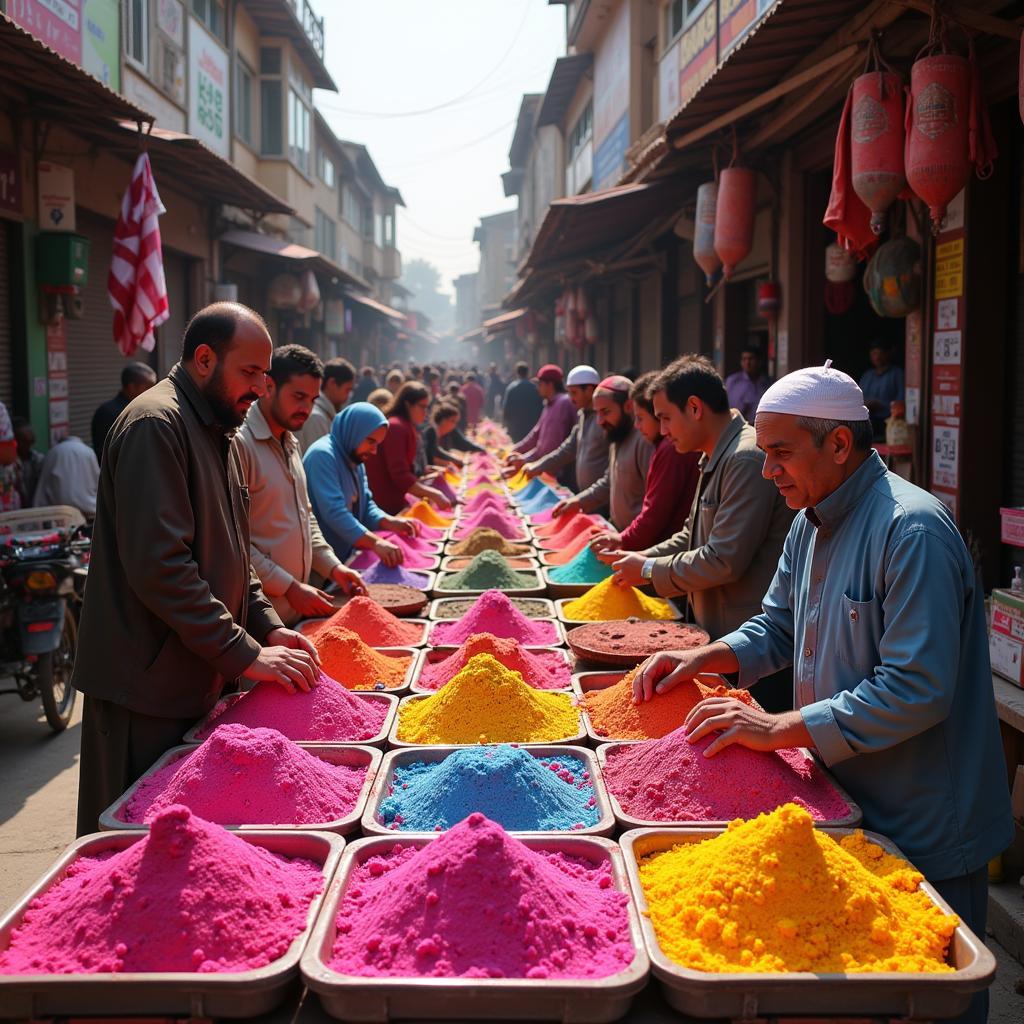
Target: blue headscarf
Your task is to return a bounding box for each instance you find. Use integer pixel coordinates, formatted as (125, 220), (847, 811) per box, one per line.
(330, 402), (387, 524)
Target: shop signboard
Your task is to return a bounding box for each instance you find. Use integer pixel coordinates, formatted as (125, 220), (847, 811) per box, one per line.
(658, 38), (681, 123)
(37, 162), (75, 232)
(0, 152), (22, 216)
(46, 320), (69, 446)
(720, 0), (774, 56)
(904, 309), (922, 426)
(188, 17), (229, 158)
(7, 0), (82, 66)
(81, 0), (119, 90)
(593, 114), (629, 192)
(678, 3), (718, 107)
(592, 2), (629, 189)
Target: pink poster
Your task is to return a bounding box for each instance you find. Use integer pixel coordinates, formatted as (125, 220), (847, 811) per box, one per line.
(7, 0), (83, 67)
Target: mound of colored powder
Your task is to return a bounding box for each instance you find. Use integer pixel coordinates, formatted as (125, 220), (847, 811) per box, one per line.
(396, 654), (579, 744)
(452, 509), (526, 541)
(122, 725), (367, 826)
(378, 747), (597, 831)
(563, 577), (676, 621)
(465, 482), (504, 499)
(583, 669), (753, 740)
(309, 596), (423, 647)
(548, 545), (614, 585)
(505, 470), (530, 491)
(637, 804), (957, 974)
(418, 633), (571, 690)
(428, 590), (558, 646)
(400, 501), (453, 528)
(194, 675), (388, 742)
(0, 806), (324, 975)
(437, 551), (536, 592)
(360, 561), (429, 589)
(535, 511), (599, 537)
(544, 530), (597, 565)
(432, 596), (552, 621)
(349, 547), (436, 570)
(512, 478), (549, 503)
(537, 516), (598, 551)
(519, 488), (560, 515)
(329, 813), (633, 978)
(434, 476), (458, 505)
(447, 527), (531, 557)
(467, 473), (501, 490)
(602, 725), (851, 822)
(314, 625), (411, 690)
(376, 531), (440, 554)
(463, 492), (507, 514)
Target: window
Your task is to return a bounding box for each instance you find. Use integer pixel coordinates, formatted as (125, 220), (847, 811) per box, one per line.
(317, 149), (336, 188)
(260, 80), (283, 155)
(565, 99), (594, 194)
(374, 212), (385, 249)
(288, 88), (311, 174)
(235, 58), (254, 147)
(260, 46), (281, 75)
(567, 101), (593, 160)
(362, 206), (373, 241)
(341, 186), (360, 228)
(192, 0), (225, 41)
(314, 207), (337, 262)
(347, 253), (363, 277)
(383, 212), (396, 247)
(126, 0), (148, 68)
(664, 0), (710, 45)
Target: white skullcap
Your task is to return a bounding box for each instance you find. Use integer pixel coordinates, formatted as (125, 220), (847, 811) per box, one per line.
(758, 359), (870, 421)
(566, 365), (600, 387)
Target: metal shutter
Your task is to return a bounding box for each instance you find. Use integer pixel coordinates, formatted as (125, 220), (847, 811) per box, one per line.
(0, 221), (13, 409)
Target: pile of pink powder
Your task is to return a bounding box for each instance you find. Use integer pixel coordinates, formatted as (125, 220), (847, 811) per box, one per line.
(452, 510), (526, 541)
(0, 806), (323, 974)
(463, 492), (507, 514)
(601, 725), (851, 822)
(193, 675), (388, 743)
(121, 725), (367, 826)
(330, 813), (633, 979)
(428, 590), (559, 646)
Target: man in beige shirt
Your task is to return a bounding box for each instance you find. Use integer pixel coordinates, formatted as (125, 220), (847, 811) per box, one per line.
(236, 345), (365, 625)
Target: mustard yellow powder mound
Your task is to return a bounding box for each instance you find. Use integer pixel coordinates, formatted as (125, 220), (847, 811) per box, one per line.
(637, 804), (957, 974)
(564, 577), (676, 621)
(396, 653), (580, 744)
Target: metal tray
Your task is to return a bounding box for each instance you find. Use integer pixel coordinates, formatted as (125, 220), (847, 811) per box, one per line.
(439, 553), (539, 572)
(183, 690), (399, 749)
(301, 833), (649, 1022)
(409, 645), (573, 694)
(360, 569), (437, 596)
(554, 596), (684, 627)
(360, 745), (615, 838)
(0, 829), (344, 1019)
(618, 827), (996, 1020)
(427, 595), (556, 620)
(430, 568), (548, 600)
(594, 740), (862, 830)
(424, 616), (567, 651)
(99, 744), (383, 836)
(296, 617), (430, 648)
(388, 693), (588, 748)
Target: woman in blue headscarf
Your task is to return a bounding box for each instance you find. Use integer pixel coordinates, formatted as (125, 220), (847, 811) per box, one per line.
(303, 402), (418, 564)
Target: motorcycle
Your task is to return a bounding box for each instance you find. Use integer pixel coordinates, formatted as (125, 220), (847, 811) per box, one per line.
(0, 505), (89, 732)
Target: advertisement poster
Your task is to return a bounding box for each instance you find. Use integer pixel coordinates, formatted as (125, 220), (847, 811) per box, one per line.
(46, 321), (69, 447)
(678, 3), (717, 107)
(37, 161), (75, 231)
(0, 153), (21, 216)
(592, 2), (629, 189)
(81, 0), (119, 90)
(7, 0), (82, 66)
(188, 17), (230, 158)
(658, 38), (680, 123)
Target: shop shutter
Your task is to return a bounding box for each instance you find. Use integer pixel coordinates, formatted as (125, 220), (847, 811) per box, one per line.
(1009, 274), (1024, 506)
(0, 221), (14, 410)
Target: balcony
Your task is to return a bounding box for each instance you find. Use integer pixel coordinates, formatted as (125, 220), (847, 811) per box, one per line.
(240, 0), (335, 90)
(382, 246), (401, 281)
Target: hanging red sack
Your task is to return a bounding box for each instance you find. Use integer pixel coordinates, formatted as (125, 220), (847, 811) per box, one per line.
(713, 167), (756, 279)
(824, 88), (878, 260)
(851, 69), (906, 235)
(693, 181), (721, 285)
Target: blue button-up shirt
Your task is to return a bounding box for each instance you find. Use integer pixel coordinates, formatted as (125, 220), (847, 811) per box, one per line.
(721, 451), (1012, 881)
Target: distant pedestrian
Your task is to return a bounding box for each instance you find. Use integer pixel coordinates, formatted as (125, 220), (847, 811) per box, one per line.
(12, 417), (44, 509)
(91, 362), (157, 462)
(385, 369), (404, 396)
(859, 339), (904, 439)
(502, 361), (543, 443)
(462, 372), (485, 428)
(351, 366), (378, 404)
(505, 364), (575, 468)
(724, 344), (772, 423)
(486, 363), (504, 418)
(297, 357), (355, 453)
(33, 435), (100, 517)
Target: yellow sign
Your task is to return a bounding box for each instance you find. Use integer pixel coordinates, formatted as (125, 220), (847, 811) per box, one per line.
(934, 238), (964, 299)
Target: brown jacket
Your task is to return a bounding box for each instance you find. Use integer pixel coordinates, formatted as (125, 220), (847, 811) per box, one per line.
(72, 363), (282, 719)
(647, 412), (794, 639)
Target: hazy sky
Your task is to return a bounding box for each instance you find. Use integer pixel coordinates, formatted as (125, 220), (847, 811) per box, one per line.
(317, 1), (566, 295)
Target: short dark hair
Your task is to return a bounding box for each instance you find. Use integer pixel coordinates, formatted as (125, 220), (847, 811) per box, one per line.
(387, 381), (431, 421)
(181, 302), (266, 361)
(323, 357), (355, 386)
(741, 344), (763, 359)
(465, 372), (478, 384)
(516, 361), (529, 378)
(653, 355), (729, 415)
(797, 416), (874, 452)
(432, 402), (460, 426)
(122, 362), (156, 389)
(360, 365), (375, 378)
(268, 344), (323, 386)
(630, 372), (658, 414)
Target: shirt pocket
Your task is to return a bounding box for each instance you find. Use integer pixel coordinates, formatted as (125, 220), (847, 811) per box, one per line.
(697, 497), (719, 540)
(834, 592), (883, 673)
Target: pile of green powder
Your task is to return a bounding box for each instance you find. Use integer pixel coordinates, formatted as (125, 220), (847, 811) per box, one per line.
(437, 550), (537, 592)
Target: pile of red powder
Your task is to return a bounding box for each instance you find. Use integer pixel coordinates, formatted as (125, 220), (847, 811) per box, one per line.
(313, 625), (411, 690)
(310, 596), (423, 647)
(417, 634), (571, 690)
(428, 590), (559, 646)
(329, 813), (634, 979)
(601, 724), (851, 823)
(534, 512), (599, 537)
(121, 725), (368, 826)
(537, 516), (598, 551)
(0, 806), (324, 974)
(194, 674), (388, 742)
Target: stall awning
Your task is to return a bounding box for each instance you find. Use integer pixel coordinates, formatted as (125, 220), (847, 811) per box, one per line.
(458, 327), (485, 344)
(219, 229), (368, 290)
(483, 308), (528, 335)
(343, 291), (407, 324)
(536, 54), (593, 128)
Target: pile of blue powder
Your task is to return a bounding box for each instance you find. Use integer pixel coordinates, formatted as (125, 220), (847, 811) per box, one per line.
(377, 745), (599, 832)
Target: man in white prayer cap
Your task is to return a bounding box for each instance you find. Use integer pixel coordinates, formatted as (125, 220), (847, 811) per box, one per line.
(633, 360), (1010, 1024)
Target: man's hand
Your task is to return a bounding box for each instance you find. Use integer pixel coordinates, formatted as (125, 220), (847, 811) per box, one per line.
(523, 462), (542, 481)
(387, 517), (419, 538)
(610, 551), (646, 587)
(331, 564), (367, 596)
(550, 497), (581, 519)
(422, 486), (452, 511)
(632, 649), (707, 703)
(373, 538), (405, 567)
(683, 699), (811, 758)
(244, 629), (320, 693)
(284, 580), (335, 618)
(504, 452), (526, 471)
(590, 531), (622, 563)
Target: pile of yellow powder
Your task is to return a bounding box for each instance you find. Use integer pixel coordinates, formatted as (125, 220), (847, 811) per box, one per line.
(638, 803), (957, 974)
(564, 577), (676, 622)
(395, 653), (580, 744)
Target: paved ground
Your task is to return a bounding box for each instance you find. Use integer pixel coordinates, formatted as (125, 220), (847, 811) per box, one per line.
(0, 693), (1022, 1022)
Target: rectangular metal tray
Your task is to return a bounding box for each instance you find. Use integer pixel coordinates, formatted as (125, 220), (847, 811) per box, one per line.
(99, 744), (383, 836)
(438, 553), (540, 572)
(296, 617), (430, 648)
(0, 829), (344, 1019)
(183, 690), (399, 749)
(427, 595), (557, 620)
(594, 740), (862, 830)
(430, 568), (547, 600)
(410, 645), (572, 694)
(388, 693), (588, 748)
(301, 833), (649, 1021)
(554, 596), (684, 627)
(360, 744), (615, 838)
(618, 826), (996, 1020)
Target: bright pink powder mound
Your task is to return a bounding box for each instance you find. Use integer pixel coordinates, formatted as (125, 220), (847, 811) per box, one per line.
(194, 675), (388, 743)
(463, 492), (508, 514)
(377, 531), (441, 553)
(428, 590), (559, 645)
(418, 642), (570, 690)
(452, 510), (526, 540)
(349, 548), (436, 570)
(0, 806), (323, 975)
(329, 812), (633, 979)
(602, 725), (852, 822)
(121, 725), (367, 826)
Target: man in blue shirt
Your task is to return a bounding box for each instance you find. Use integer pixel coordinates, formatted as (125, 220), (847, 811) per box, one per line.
(858, 340), (904, 438)
(634, 361), (1010, 1024)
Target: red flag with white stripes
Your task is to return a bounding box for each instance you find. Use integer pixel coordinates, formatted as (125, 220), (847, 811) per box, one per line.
(108, 153), (169, 356)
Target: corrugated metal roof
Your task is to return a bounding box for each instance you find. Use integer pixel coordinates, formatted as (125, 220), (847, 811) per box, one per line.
(220, 228), (368, 291)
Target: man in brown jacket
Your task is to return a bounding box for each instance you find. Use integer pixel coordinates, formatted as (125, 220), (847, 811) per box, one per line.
(74, 303), (319, 835)
(610, 355), (794, 711)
